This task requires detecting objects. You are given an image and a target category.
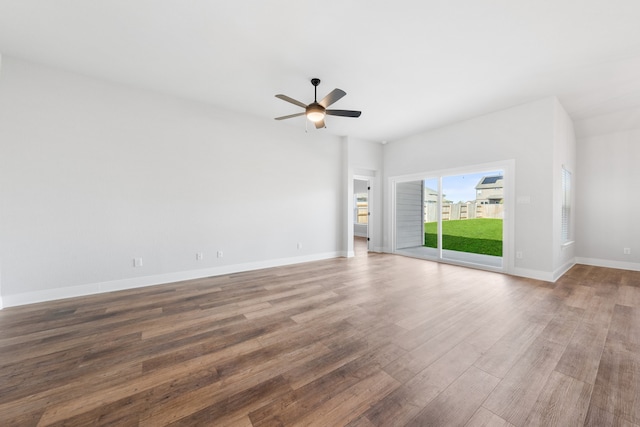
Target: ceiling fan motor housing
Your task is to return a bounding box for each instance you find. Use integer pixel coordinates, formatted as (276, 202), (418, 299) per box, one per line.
(306, 102), (325, 122)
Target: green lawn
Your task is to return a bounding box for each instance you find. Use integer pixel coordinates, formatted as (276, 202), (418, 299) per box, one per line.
(424, 218), (503, 257)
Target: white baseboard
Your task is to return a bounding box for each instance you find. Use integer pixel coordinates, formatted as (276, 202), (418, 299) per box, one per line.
(553, 259), (576, 282)
(2, 251), (341, 308)
(509, 267), (555, 282)
(575, 257), (640, 272)
(6, 251), (600, 309)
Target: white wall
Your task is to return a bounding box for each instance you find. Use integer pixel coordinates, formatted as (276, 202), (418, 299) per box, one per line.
(0, 57), (345, 306)
(551, 99), (577, 279)
(353, 225), (368, 238)
(0, 56), (591, 307)
(354, 179), (369, 194)
(0, 52), (3, 308)
(383, 97), (574, 281)
(574, 107), (640, 271)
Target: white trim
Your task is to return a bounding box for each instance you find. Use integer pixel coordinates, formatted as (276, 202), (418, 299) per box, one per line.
(1, 252), (341, 308)
(396, 249), (504, 274)
(388, 160), (512, 185)
(354, 173), (375, 252)
(510, 267), (555, 282)
(394, 248), (556, 281)
(442, 249), (503, 269)
(553, 259), (576, 281)
(389, 176), (397, 254)
(576, 257), (640, 272)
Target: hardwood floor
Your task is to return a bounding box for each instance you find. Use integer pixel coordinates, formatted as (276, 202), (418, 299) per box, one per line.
(1, 238), (640, 426)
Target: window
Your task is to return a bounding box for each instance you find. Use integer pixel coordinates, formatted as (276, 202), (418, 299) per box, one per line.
(561, 167), (571, 243)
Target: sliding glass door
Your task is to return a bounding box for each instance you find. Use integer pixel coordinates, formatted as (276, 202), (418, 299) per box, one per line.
(394, 167), (506, 270)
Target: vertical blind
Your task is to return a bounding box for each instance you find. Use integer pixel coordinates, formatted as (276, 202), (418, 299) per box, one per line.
(561, 167), (571, 242)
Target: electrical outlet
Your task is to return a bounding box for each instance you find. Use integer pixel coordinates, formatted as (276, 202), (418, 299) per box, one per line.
(624, 248), (631, 255)
(133, 257), (143, 267)
(516, 251), (523, 259)
(196, 252), (204, 261)
(297, 242), (302, 250)
(217, 251), (224, 258)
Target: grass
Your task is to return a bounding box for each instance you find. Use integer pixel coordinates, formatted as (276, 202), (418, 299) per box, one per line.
(424, 218), (503, 257)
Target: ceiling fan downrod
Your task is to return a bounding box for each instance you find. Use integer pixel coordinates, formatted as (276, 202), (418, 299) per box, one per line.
(311, 78), (321, 102)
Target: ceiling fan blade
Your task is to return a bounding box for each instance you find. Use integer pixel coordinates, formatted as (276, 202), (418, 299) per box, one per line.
(319, 89), (346, 108)
(314, 119), (326, 129)
(326, 109), (362, 118)
(274, 112), (305, 120)
(275, 94), (307, 109)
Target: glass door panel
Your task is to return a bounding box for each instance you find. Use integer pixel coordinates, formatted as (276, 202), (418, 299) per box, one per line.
(423, 178), (439, 250)
(441, 171), (503, 267)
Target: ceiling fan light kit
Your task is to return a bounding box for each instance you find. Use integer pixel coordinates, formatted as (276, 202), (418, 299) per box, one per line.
(306, 103), (325, 122)
(275, 78), (361, 129)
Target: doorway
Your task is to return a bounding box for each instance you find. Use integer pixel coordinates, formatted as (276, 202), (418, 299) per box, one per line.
(353, 178), (370, 253)
(393, 162), (512, 272)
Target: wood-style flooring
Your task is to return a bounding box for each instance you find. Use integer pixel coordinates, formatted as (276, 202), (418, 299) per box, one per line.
(1, 238), (640, 426)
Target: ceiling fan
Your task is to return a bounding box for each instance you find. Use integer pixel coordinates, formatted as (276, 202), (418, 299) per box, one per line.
(274, 78), (361, 129)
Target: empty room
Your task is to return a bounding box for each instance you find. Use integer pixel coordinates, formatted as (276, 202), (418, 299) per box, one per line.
(1, 1), (640, 426)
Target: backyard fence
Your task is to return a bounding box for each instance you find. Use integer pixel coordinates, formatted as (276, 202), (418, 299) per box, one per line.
(424, 202), (503, 222)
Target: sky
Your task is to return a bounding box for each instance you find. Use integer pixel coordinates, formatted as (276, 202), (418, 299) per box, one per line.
(425, 170), (502, 203)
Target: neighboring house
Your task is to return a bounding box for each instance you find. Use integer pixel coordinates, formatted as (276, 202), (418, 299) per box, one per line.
(423, 186), (453, 222)
(423, 186), (452, 204)
(424, 186), (438, 204)
(475, 175), (504, 204)
(423, 186), (438, 223)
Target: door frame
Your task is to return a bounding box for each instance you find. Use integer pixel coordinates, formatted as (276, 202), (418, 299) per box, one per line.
(389, 159), (515, 274)
(353, 175), (373, 252)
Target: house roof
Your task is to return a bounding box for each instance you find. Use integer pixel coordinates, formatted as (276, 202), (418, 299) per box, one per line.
(476, 175), (504, 190)
(1, 1), (640, 141)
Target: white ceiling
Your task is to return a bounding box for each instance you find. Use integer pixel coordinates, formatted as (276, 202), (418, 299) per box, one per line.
(1, 0), (640, 141)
